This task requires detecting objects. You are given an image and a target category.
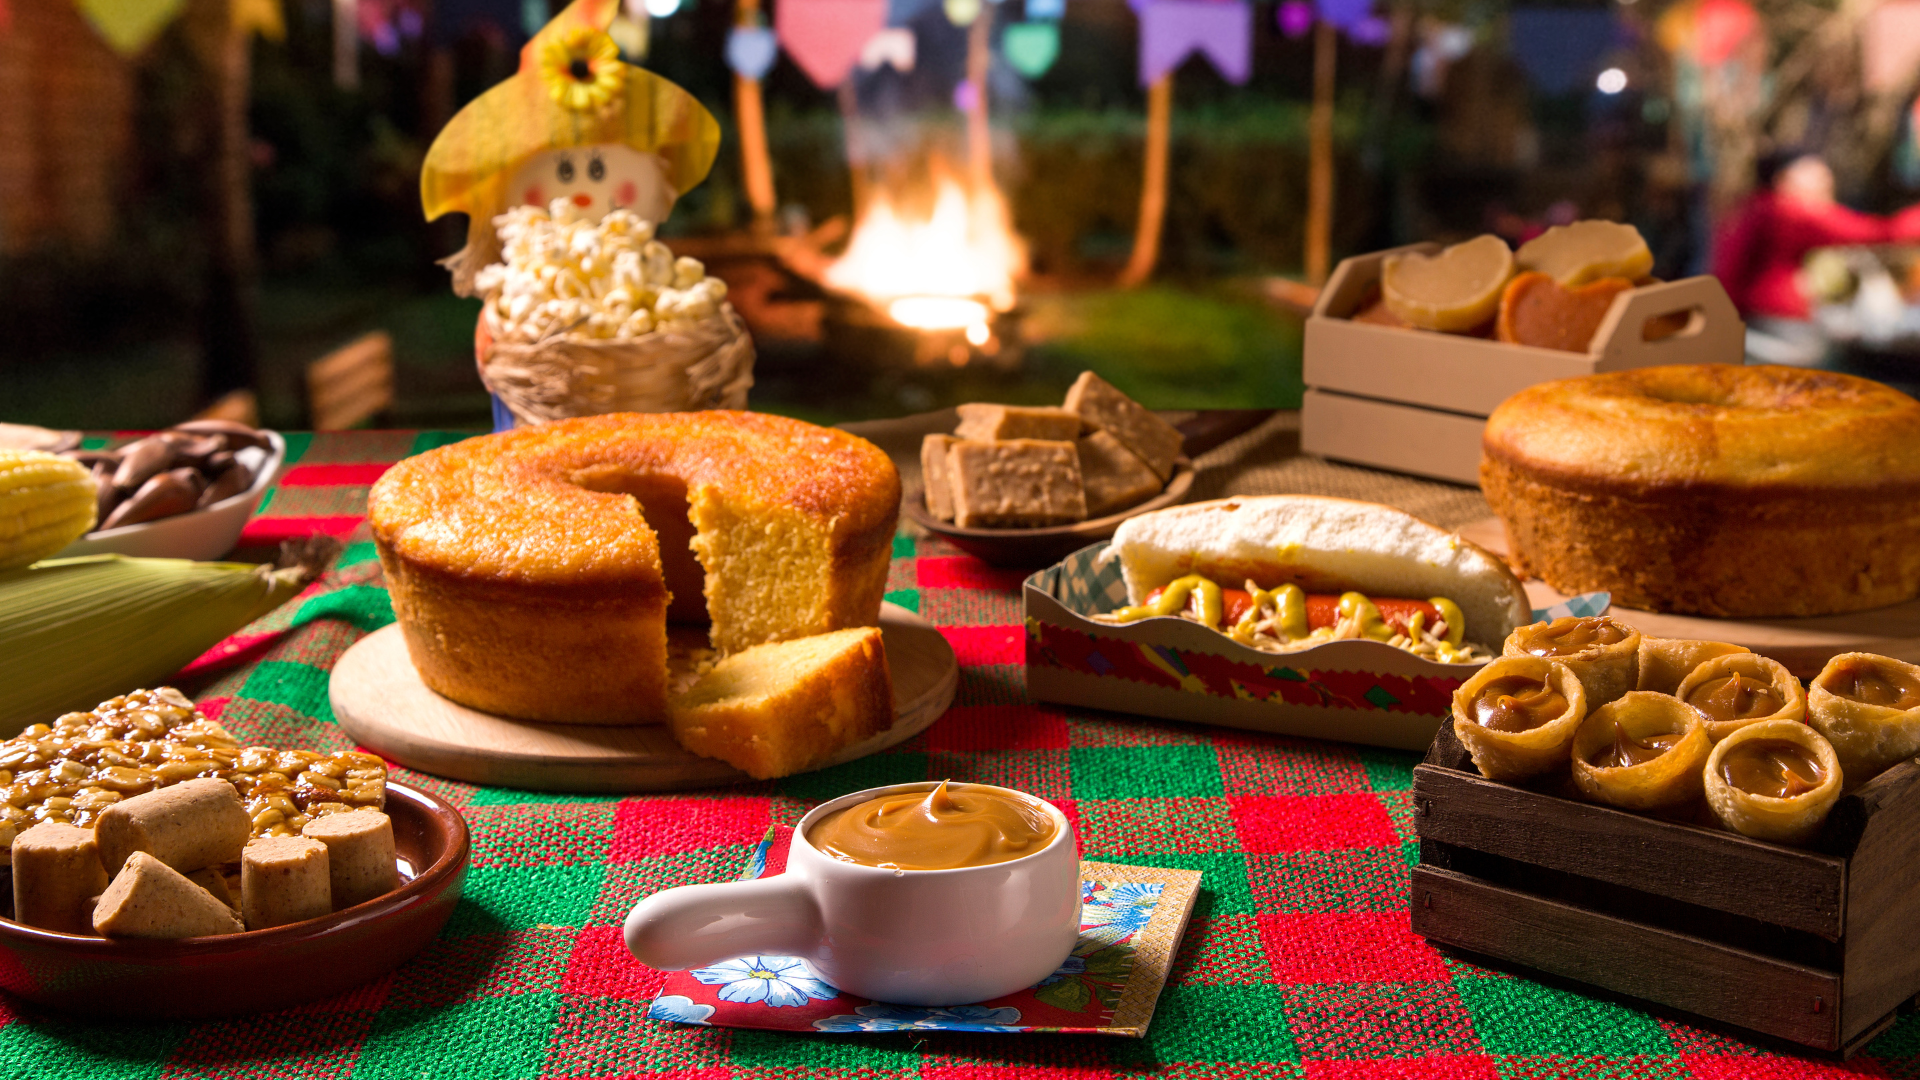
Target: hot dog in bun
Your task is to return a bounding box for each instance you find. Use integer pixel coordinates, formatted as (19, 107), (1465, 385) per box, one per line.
(1094, 495), (1531, 663)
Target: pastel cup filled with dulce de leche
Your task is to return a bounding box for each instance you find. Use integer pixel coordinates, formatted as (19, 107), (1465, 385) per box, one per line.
(624, 782), (1079, 1006)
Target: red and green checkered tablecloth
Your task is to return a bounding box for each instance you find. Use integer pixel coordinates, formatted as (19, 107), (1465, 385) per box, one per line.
(7, 429), (1912, 1079)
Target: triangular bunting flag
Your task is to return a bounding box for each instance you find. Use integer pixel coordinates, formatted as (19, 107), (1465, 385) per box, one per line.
(74, 0), (189, 55)
(727, 24), (778, 78)
(1138, 0), (1250, 86)
(231, 0), (285, 40)
(858, 26), (915, 71)
(776, 0), (890, 87)
(887, 0), (940, 24)
(1003, 20), (1058, 76)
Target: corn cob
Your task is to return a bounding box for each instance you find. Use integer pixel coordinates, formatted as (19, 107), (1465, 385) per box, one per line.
(0, 545), (335, 736)
(0, 450), (97, 571)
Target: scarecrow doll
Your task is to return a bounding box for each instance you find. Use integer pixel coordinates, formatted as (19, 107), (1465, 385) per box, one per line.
(421, 0), (752, 428)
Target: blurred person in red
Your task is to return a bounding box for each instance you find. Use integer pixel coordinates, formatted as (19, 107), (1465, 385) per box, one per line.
(1712, 153), (1920, 320)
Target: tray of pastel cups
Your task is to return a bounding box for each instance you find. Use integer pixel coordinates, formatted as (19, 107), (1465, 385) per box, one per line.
(626, 781), (1202, 1035)
(1410, 612), (1920, 1055)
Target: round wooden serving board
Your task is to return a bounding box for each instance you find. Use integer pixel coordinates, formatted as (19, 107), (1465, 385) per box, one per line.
(331, 603), (957, 792)
(1458, 517), (1920, 677)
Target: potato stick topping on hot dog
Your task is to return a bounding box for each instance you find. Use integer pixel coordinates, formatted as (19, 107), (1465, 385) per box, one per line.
(1094, 574), (1490, 663)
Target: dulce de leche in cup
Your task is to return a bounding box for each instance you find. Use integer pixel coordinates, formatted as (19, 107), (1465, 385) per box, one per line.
(625, 780), (1081, 1005)
(807, 781), (1055, 871)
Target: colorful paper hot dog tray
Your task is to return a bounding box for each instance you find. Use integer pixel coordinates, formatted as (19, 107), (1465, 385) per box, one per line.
(1024, 541), (1606, 753)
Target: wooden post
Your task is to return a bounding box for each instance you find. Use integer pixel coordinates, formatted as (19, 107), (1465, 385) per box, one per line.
(735, 0), (777, 232)
(332, 0), (358, 89)
(185, 0), (260, 406)
(1305, 18), (1336, 286)
(1120, 72), (1172, 288)
(966, 7), (992, 194)
(837, 79), (869, 216)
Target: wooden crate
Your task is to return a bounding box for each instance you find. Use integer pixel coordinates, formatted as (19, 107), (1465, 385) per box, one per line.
(1411, 722), (1920, 1055)
(1300, 244), (1744, 485)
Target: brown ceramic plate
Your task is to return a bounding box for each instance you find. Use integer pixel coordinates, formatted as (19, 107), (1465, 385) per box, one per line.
(902, 458), (1195, 568)
(0, 782), (468, 1019)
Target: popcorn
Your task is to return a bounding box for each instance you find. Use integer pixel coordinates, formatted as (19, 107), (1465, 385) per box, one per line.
(672, 256), (706, 290)
(480, 204), (721, 344)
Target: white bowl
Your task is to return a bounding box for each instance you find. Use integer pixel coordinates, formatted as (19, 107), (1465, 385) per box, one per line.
(54, 431), (287, 562)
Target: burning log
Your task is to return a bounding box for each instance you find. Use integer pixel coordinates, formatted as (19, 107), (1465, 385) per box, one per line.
(819, 172), (1028, 369)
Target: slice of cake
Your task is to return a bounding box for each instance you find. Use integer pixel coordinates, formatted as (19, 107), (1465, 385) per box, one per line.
(669, 627), (894, 780)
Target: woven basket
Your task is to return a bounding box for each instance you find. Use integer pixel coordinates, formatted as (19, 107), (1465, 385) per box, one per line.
(478, 305), (756, 425)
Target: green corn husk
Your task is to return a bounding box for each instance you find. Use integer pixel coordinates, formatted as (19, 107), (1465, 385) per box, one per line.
(0, 541), (338, 735)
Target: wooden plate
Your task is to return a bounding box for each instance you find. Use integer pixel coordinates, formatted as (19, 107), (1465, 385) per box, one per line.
(331, 603), (957, 792)
(1459, 517), (1920, 678)
(903, 458), (1195, 568)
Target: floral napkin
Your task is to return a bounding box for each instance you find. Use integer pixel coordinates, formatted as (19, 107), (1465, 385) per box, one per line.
(647, 827), (1202, 1036)
(1531, 592), (1610, 622)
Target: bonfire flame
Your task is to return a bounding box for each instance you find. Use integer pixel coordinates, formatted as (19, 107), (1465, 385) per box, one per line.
(826, 174), (1027, 339)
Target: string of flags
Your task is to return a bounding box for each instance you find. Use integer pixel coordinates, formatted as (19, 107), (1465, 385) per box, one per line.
(739, 0), (1397, 95)
(26, 0), (1391, 96)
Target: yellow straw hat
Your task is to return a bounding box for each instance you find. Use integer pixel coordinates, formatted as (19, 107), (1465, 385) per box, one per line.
(421, 0), (722, 293)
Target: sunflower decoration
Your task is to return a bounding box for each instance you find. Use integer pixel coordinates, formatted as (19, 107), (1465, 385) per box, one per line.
(540, 25), (625, 111)
(421, 0), (721, 295)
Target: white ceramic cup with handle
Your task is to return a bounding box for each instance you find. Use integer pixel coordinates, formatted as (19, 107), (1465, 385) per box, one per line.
(623, 782), (1081, 1006)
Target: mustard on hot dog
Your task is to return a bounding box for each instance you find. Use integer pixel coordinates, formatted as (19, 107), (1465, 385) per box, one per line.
(1096, 573), (1488, 663)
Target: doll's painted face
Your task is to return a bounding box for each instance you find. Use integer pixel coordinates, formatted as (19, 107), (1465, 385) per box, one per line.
(508, 143), (677, 225)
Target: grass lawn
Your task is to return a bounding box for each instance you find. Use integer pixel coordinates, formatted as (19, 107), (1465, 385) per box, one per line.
(1023, 284), (1305, 410)
(4, 279), (1302, 431)
(737, 282), (1304, 427)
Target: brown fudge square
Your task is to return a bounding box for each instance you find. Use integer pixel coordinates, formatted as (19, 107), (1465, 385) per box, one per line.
(921, 434), (957, 522)
(1077, 431), (1164, 517)
(954, 404), (1083, 442)
(1063, 371), (1184, 482)
(947, 439), (1087, 528)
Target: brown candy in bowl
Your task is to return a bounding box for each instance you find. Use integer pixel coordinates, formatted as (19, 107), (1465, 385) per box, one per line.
(0, 781), (466, 1018)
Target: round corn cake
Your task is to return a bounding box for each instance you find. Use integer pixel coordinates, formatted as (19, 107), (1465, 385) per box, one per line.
(1482, 365), (1920, 618)
(368, 411), (900, 724)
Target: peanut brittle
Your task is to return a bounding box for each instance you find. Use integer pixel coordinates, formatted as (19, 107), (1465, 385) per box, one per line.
(0, 688), (386, 853)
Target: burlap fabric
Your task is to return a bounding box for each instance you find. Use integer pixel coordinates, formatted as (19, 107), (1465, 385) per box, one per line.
(845, 410), (1493, 533)
(3, 426), (1898, 1079)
